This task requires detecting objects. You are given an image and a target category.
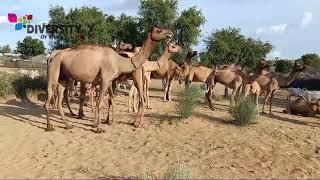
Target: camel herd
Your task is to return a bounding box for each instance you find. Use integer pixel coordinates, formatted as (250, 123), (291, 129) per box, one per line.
(45, 26), (318, 133)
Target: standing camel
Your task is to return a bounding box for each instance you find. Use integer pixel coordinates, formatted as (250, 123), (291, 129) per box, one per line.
(205, 64), (249, 109)
(46, 27), (173, 132)
(128, 43), (182, 111)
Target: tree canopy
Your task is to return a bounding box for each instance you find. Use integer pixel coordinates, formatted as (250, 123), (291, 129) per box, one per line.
(274, 59), (293, 73)
(300, 53), (320, 70)
(200, 27), (273, 70)
(0, 45), (12, 53)
(17, 36), (45, 58)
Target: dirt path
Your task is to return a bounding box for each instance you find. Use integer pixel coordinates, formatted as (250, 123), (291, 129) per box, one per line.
(0, 80), (319, 178)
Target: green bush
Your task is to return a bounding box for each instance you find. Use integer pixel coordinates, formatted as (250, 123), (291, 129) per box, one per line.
(0, 72), (46, 99)
(178, 85), (202, 118)
(12, 75), (47, 99)
(230, 96), (258, 126)
(0, 72), (18, 97)
(164, 161), (192, 179)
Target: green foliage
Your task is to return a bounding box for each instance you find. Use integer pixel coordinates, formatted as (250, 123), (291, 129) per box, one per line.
(49, 6), (114, 49)
(300, 53), (320, 70)
(17, 36), (45, 58)
(0, 45), (12, 53)
(164, 161), (192, 180)
(141, 169), (156, 180)
(174, 6), (206, 47)
(12, 75), (47, 99)
(201, 27), (273, 70)
(0, 72), (17, 97)
(178, 85), (202, 118)
(274, 59), (293, 73)
(230, 96), (258, 126)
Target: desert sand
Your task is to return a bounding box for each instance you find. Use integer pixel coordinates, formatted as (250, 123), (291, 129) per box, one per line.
(0, 80), (319, 179)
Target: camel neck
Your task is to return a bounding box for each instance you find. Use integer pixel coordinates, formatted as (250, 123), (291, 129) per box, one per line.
(132, 33), (156, 67)
(285, 70), (298, 86)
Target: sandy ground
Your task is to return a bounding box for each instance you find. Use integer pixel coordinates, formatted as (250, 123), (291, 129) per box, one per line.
(0, 80), (320, 179)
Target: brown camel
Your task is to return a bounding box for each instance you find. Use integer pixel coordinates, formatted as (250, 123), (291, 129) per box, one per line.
(205, 64), (249, 109)
(245, 61), (279, 114)
(46, 27), (173, 132)
(128, 43), (182, 111)
(283, 97), (318, 117)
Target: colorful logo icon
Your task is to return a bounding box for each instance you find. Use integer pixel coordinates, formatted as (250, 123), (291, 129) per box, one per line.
(8, 13), (33, 30)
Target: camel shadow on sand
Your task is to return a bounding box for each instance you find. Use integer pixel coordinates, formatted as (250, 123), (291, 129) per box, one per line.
(0, 99), (95, 132)
(263, 113), (320, 128)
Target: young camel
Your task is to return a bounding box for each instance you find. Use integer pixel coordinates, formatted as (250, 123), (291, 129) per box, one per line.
(128, 43), (182, 112)
(283, 97), (319, 117)
(46, 27), (173, 132)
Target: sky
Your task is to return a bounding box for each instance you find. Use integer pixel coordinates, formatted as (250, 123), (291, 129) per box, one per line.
(0, 0), (319, 59)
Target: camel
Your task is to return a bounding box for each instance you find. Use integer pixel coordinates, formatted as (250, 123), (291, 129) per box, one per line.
(46, 27), (173, 132)
(205, 64), (249, 109)
(283, 97), (318, 117)
(246, 61), (307, 114)
(128, 43), (182, 112)
(245, 61), (279, 114)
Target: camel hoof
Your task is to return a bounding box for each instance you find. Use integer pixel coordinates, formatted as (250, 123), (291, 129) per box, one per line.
(261, 111), (266, 114)
(92, 124), (97, 128)
(146, 106), (152, 109)
(96, 128), (105, 133)
(66, 125), (74, 129)
(132, 121), (143, 128)
(107, 120), (113, 125)
(70, 113), (77, 117)
(269, 112), (274, 115)
(45, 126), (54, 131)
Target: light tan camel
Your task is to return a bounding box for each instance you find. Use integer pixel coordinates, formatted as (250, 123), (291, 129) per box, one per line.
(205, 64), (249, 109)
(46, 27), (173, 132)
(128, 43), (182, 112)
(246, 61), (307, 114)
(245, 61), (279, 114)
(283, 97), (319, 117)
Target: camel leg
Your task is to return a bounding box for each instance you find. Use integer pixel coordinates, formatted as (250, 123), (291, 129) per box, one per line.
(106, 86), (114, 125)
(163, 77), (169, 101)
(269, 92), (274, 115)
(46, 83), (56, 131)
(255, 91), (260, 116)
(77, 83), (86, 119)
(133, 86), (138, 112)
(128, 83), (136, 112)
(89, 86), (95, 114)
(63, 84), (76, 116)
(145, 75), (151, 109)
(57, 81), (73, 129)
(132, 68), (145, 128)
(94, 80), (111, 133)
(167, 78), (174, 102)
(206, 87), (215, 110)
(262, 91), (271, 114)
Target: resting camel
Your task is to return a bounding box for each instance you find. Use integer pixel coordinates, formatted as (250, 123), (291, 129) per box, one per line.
(46, 27), (173, 132)
(128, 43), (182, 111)
(283, 97), (319, 117)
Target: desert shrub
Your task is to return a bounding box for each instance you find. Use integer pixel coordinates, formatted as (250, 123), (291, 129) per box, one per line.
(0, 72), (18, 97)
(230, 96), (258, 126)
(178, 85), (202, 118)
(164, 161), (192, 179)
(12, 75), (47, 99)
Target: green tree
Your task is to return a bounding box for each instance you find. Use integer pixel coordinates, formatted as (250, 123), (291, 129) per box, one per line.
(110, 14), (142, 46)
(300, 53), (320, 70)
(274, 59), (293, 73)
(49, 6), (114, 49)
(17, 36), (45, 58)
(173, 6), (205, 64)
(201, 27), (272, 70)
(0, 45), (12, 53)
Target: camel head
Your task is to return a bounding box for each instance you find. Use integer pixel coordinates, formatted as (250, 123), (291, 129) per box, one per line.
(257, 60), (271, 71)
(187, 48), (198, 58)
(167, 43), (182, 53)
(117, 42), (133, 51)
(150, 27), (174, 41)
(293, 61), (308, 73)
